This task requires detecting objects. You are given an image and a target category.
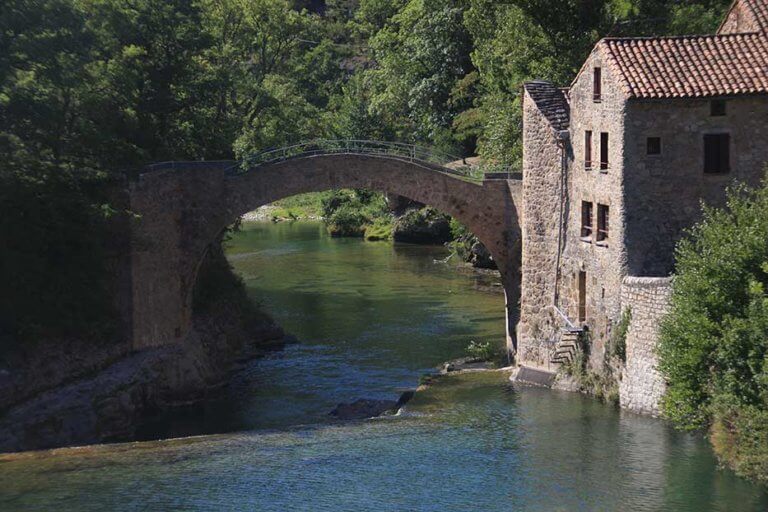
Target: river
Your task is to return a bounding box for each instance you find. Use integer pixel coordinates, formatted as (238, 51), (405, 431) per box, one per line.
(1, 221), (766, 511)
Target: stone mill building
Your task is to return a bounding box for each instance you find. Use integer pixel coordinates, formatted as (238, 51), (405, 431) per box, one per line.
(515, 0), (768, 414)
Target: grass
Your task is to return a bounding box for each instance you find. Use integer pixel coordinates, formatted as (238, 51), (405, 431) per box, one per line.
(364, 218), (393, 241)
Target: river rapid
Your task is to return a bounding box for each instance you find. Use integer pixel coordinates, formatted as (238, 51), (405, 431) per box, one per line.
(1, 221), (766, 511)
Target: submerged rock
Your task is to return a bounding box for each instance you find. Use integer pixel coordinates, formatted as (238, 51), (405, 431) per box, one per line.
(330, 399), (399, 420)
(441, 357), (494, 374)
(330, 391), (416, 420)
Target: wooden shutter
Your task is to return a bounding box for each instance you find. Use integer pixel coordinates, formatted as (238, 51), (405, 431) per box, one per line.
(597, 204), (609, 242)
(581, 201), (593, 239)
(585, 131), (592, 168)
(600, 132), (609, 170)
(593, 68), (602, 101)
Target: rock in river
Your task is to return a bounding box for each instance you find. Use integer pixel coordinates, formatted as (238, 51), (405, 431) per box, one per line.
(329, 399), (399, 420)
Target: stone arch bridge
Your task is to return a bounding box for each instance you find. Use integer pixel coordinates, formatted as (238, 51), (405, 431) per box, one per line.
(128, 141), (522, 353)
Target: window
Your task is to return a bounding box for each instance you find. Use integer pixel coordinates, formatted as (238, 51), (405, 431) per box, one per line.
(597, 204), (609, 244)
(581, 201), (593, 240)
(711, 99), (726, 117)
(600, 132), (609, 170)
(585, 131), (593, 169)
(593, 67), (602, 101)
(647, 137), (661, 155)
(704, 133), (730, 173)
(578, 271), (587, 324)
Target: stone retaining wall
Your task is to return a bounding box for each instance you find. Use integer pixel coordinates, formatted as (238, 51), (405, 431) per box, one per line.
(618, 276), (672, 416)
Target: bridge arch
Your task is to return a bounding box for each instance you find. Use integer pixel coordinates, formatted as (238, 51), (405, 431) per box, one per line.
(128, 152), (522, 356)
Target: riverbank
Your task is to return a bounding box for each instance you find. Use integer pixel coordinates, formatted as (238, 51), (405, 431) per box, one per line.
(241, 191), (498, 271)
(0, 244), (286, 453)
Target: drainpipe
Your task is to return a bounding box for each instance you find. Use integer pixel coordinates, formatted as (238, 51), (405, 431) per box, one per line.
(553, 130), (570, 310)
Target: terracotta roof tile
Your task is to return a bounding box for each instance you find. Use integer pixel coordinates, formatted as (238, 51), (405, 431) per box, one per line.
(523, 81), (570, 131)
(601, 33), (768, 98)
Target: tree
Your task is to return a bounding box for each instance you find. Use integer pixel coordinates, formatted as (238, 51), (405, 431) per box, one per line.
(658, 179), (768, 482)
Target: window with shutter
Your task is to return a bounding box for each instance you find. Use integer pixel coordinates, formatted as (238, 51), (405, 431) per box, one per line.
(600, 132), (609, 170)
(597, 204), (609, 244)
(581, 201), (593, 240)
(593, 68), (602, 101)
(704, 134), (730, 173)
(585, 131), (592, 169)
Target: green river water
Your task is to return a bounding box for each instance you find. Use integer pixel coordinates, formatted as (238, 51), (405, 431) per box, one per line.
(1, 221), (767, 511)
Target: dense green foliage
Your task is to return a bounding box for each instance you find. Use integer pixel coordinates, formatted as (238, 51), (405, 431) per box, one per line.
(321, 189), (389, 236)
(659, 181), (768, 483)
(1, 0), (732, 341)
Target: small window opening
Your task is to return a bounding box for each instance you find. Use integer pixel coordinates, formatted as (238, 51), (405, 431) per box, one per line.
(597, 204), (609, 244)
(647, 137), (661, 155)
(593, 67), (602, 101)
(578, 271), (587, 324)
(581, 201), (593, 240)
(710, 99), (726, 117)
(600, 132), (609, 170)
(585, 131), (593, 169)
(704, 133), (730, 174)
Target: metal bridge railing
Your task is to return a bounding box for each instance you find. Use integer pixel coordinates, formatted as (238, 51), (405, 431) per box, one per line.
(226, 139), (484, 180)
(138, 140), (521, 181)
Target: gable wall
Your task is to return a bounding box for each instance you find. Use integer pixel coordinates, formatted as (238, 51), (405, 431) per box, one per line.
(719, 1), (761, 34)
(623, 96), (768, 276)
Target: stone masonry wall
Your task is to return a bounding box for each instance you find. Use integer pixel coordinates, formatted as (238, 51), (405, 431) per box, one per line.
(517, 88), (565, 366)
(718, 1), (762, 34)
(619, 276), (672, 416)
(624, 96), (768, 276)
(557, 46), (628, 369)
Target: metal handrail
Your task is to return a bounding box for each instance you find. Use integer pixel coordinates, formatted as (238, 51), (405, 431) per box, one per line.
(227, 139), (483, 180)
(550, 305), (577, 330)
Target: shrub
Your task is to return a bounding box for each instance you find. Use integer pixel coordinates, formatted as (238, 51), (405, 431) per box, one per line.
(609, 307), (631, 363)
(465, 340), (496, 361)
(392, 207), (451, 244)
(326, 204), (368, 237)
(658, 178), (768, 483)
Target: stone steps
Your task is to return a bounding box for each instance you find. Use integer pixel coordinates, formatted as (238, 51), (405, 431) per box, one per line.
(549, 329), (582, 365)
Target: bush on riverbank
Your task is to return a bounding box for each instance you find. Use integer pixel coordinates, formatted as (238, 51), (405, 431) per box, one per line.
(658, 179), (768, 484)
(447, 218), (496, 269)
(321, 189), (390, 237)
(392, 207), (452, 244)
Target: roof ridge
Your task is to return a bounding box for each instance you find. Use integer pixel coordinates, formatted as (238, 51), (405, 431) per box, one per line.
(601, 32), (764, 43)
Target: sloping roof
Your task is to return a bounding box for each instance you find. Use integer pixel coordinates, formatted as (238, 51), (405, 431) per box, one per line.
(718, 0), (768, 34)
(523, 80), (570, 131)
(600, 33), (768, 99)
